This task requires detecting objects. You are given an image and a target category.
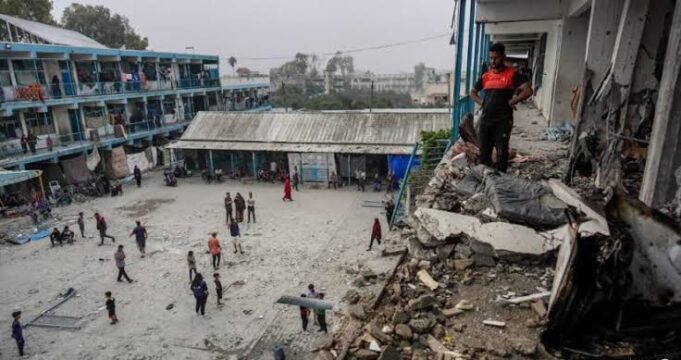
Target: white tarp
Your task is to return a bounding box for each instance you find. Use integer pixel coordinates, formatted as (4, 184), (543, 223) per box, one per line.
(86, 146), (100, 171)
(127, 152), (151, 174)
(287, 153), (336, 183)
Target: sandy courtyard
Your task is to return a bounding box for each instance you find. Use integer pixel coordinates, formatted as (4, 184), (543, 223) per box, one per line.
(0, 172), (396, 360)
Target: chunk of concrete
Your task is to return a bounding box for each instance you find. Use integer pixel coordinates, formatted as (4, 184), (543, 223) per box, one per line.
(416, 269), (440, 291)
(413, 208), (481, 243)
(477, 222), (560, 256)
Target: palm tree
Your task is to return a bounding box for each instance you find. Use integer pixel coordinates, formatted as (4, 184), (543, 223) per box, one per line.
(228, 56), (237, 76)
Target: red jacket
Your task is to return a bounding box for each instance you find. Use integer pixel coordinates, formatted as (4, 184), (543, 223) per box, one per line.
(372, 220), (382, 239)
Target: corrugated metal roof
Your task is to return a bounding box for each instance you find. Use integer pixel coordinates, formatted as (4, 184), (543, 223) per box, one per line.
(0, 169), (41, 187)
(170, 111), (450, 155)
(0, 14), (107, 48)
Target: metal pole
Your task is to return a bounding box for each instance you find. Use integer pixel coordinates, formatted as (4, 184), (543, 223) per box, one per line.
(464, 0), (476, 115)
(208, 150), (214, 175)
(473, 23), (482, 83)
(390, 143), (419, 229)
(369, 80), (374, 113)
(251, 151), (257, 177)
(451, 0), (467, 142)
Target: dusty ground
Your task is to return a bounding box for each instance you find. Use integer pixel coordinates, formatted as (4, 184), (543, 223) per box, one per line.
(0, 174), (399, 360)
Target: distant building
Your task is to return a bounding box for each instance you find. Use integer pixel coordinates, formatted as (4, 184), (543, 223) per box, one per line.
(0, 14), (270, 198)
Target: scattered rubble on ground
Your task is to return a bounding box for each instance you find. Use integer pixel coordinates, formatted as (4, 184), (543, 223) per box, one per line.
(319, 127), (681, 359)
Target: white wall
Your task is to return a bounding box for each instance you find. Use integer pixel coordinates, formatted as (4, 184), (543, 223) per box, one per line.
(550, 14), (589, 125)
(52, 107), (71, 138)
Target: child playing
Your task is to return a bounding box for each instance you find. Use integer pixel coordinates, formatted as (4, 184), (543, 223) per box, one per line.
(187, 251), (197, 283)
(229, 219), (243, 254)
(105, 291), (118, 324)
(214, 273), (223, 306)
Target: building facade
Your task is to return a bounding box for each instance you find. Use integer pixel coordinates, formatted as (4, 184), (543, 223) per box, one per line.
(0, 13), (270, 175)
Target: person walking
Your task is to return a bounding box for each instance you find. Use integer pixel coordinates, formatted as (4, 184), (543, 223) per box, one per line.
(384, 199), (395, 225)
(129, 221), (147, 257)
(95, 212), (116, 245)
(114, 245), (133, 283)
(77, 212), (85, 238)
(105, 291), (118, 324)
(20, 134), (27, 154)
(214, 273), (223, 306)
(470, 42), (533, 172)
(11, 310), (24, 356)
(368, 218), (382, 251)
(208, 232), (221, 270)
(299, 294), (309, 333)
(307, 284), (319, 326)
(191, 273), (209, 316)
(282, 177), (293, 201)
(328, 171), (338, 190)
(292, 166), (300, 191)
(317, 293), (328, 333)
(359, 170), (366, 192)
(234, 193), (245, 223)
(224, 192), (233, 223)
(187, 251), (197, 283)
(230, 218), (243, 254)
(133, 165), (142, 187)
(247, 192), (256, 223)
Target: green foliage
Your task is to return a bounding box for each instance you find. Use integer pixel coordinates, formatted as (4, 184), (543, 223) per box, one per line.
(420, 129), (451, 165)
(61, 4), (148, 49)
(272, 87), (415, 111)
(0, 0), (55, 24)
(228, 56), (237, 74)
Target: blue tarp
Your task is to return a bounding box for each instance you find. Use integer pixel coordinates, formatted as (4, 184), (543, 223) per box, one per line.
(388, 155), (420, 181)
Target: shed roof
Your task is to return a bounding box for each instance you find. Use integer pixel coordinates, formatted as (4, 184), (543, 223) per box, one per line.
(0, 13), (107, 48)
(170, 111), (450, 155)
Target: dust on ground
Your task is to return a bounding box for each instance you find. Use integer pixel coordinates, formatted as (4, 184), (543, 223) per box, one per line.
(0, 173), (398, 360)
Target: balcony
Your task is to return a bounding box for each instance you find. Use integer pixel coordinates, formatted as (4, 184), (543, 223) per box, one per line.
(0, 76), (222, 108)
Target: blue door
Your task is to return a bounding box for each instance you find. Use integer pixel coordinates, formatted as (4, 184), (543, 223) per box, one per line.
(69, 109), (83, 141)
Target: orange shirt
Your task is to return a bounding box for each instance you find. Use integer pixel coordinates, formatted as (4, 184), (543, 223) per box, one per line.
(208, 236), (221, 255)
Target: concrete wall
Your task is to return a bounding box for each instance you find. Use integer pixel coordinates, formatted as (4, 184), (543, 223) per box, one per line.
(487, 20), (562, 122)
(477, 0), (567, 22)
(550, 14), (589, 125)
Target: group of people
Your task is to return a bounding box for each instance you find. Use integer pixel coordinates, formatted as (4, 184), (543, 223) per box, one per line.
(19, 132), (38, 154)
(224, 192), (255, 224)
(299, 284), (328, 334)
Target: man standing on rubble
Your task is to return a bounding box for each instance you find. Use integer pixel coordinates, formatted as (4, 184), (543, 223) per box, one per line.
(470, 42), (533, 172)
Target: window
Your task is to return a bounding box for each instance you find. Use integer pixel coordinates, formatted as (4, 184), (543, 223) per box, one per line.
(13, 60), (45, 86)
(24, 111), (53, 135)
(0, 59), (11, 87)
(0, 115), (21, 140)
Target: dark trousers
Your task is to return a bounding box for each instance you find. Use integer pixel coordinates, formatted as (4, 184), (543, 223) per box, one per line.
(51, 236), (62, 247)
(369, 235), (381, 250)
(135, 177), (141, 187)
(99, 229), (115, 244)
(478, 119), (512, 173)
(247, 206), (256, 223)
(212, 253), (221, 269)
(328, 181), (337, 189)
(195, 296), (207, 315)
(15, 338), (24, 356)
(189, 267), (197, 282)
(294, 182), (299, 191)
(78, 224), (85, 237)
(301, 314), (308, 331)
(117, 266), (132, 282)
(318, 313), (327, 333)
(226, 209), (232, 222)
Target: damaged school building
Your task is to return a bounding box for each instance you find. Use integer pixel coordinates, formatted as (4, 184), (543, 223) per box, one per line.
(0, 14), (270, 202)
(310, 1), (681, 359)
(168, 111), (450, 183)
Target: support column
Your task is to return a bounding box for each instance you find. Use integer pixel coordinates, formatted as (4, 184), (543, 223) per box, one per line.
(640, 0), (681, 208)
(18, 111), (27, 135)
(251, 152), (257, 177)
(208, 150), (215, 175)
(230, 152), (235, 174)
(464, 0), (476, 114)
(7, 59), (17, 87)
(451, 0), (467, 141)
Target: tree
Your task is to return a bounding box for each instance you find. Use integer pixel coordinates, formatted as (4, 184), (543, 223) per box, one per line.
(61, 4), (148, 49)
(228, 56), (237, 75)
(0, 0), (55, 24)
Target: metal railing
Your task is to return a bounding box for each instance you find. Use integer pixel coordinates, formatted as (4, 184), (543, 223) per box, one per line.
(0, 131), (89, 158)
(1, 77), (222, 104)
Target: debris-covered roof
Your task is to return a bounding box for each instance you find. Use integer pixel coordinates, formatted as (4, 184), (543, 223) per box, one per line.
(170, 111), (450, 155)
(0, 13), (107, 48)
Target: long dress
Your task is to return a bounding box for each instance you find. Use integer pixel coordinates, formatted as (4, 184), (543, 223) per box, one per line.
(283, 179), (292, 201)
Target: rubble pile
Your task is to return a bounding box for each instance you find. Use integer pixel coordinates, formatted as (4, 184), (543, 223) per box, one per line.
(319, 132), (681, 359)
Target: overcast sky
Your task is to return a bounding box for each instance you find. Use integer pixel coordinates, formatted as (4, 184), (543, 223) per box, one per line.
(51, 0), (455, 74)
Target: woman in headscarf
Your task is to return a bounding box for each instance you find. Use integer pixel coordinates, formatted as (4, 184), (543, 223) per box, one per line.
(368, 218), (382, 251)
(282, 177), (293, 201)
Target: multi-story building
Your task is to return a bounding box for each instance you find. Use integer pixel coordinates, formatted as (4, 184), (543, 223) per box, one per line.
(0, 14), (270, 174)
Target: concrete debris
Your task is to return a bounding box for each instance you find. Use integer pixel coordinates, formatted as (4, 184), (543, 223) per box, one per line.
(454, 300), (473, 311)
(496, 291), (551, 304)
(416, 269), (440, 290)
(349, 304), (367, 321)
(482, 320), (506, 328)
(368, 340), (381, 352)
(394, 323), (412, 339)
(377, 346), (400, 360)
(531, 300), (547, 317)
